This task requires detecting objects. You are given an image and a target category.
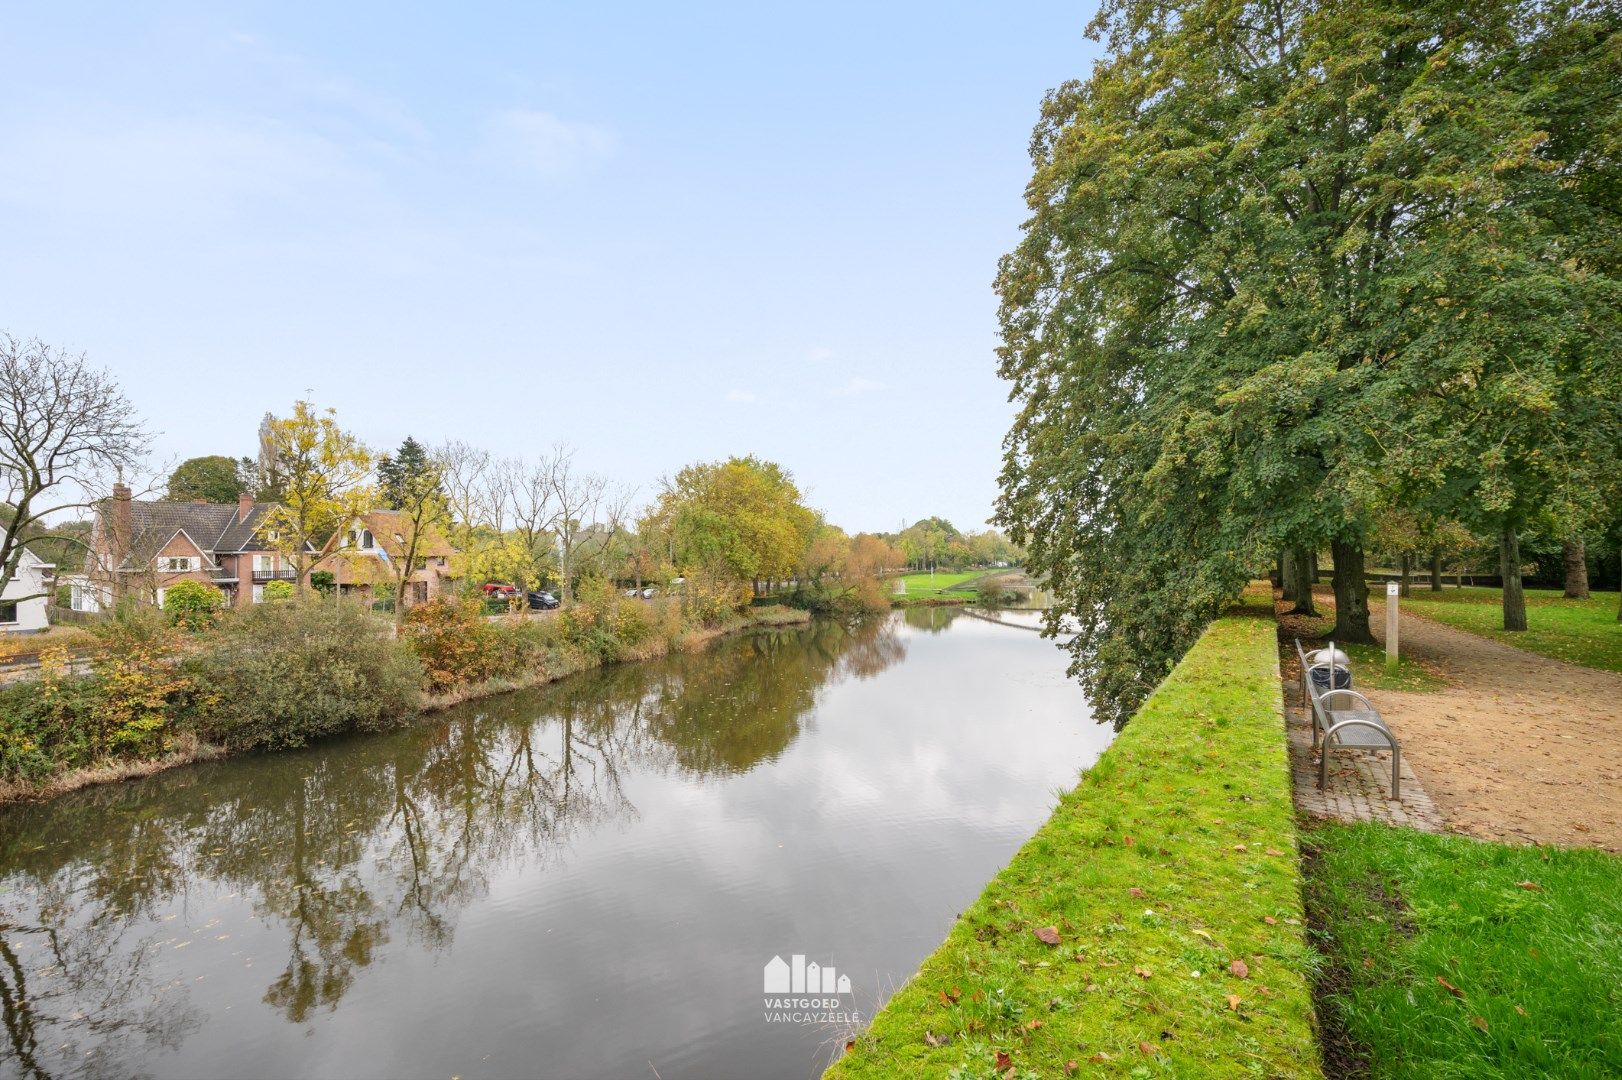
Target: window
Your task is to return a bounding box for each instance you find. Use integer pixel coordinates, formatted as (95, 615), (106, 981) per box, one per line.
(361, 530), (374, 549)
(345, 529), (357, 547)
(0, 602), (16, 624)
(159, 556), (194, 572)
(436, 557), (447, 567)
(256, 555), (274, 572)
(252, 584), (265, 604)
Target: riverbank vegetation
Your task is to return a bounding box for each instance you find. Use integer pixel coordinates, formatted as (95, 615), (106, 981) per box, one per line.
(829, 598), (1320, 1078)
(994, 0), (1622, 727)
(1303, 821), (1622, 1078)
(0, 587), (808, 801)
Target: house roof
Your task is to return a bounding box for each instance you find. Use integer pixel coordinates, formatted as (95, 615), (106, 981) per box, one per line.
(327, 510), (459, 560)
(97, 499), (312, 570)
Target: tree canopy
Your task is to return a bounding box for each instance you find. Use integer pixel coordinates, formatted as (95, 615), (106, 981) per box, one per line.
(166, 455), (250, 503)
(652, 456), (820, 591)
(996, 0), (1622, 726)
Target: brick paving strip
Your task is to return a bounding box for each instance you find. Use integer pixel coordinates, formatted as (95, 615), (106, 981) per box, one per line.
(1278, 591), (1622, 851)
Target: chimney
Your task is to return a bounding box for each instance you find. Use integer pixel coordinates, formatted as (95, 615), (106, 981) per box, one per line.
(112, 483), (133, 548)
(238, 491), (255, 525)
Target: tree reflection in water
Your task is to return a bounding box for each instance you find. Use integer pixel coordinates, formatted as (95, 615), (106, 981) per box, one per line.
(0, 615), (903, 1078)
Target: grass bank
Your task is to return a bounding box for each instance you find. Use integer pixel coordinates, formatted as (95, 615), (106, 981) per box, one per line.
(890, 570), (982, 598)
(1399, 586), (1621, 673)
(827, 599), (1320, 1078)
(1304, 821), (1622, 1078)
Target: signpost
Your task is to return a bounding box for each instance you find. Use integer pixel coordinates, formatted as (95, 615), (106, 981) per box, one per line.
(1385, 580), (1400, 671)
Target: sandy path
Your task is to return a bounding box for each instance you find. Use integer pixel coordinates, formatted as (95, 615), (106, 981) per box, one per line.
(1357, 607), (1622, 852)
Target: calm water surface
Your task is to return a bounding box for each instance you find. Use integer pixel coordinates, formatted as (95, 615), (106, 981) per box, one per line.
(0, 608), (1109, 1079)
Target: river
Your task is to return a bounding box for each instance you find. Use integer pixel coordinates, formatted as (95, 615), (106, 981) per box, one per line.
(0, 607), (1111, 1079)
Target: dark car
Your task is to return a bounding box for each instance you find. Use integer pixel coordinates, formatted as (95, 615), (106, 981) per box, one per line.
(527, 590), (560, 610)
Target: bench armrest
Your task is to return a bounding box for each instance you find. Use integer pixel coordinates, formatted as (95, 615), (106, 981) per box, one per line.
(1319, 689), (1376, 713)
(1324, 718), (1398, 747)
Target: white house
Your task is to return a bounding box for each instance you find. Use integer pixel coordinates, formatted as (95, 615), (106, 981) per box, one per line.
(0, 536), (54, 633)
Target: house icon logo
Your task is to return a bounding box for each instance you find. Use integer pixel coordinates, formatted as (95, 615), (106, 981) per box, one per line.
(764, 954), (852, 995)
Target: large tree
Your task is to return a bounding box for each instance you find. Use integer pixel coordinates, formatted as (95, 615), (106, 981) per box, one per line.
(0, 335), (148, 602)
(653, 456), (819, 596)
(994, 0), (1621, 725)
(166, 455), (249, 503)
(258, 400), (373, 591)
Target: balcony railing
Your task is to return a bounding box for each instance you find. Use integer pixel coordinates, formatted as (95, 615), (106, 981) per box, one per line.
(251, 568), (298, 583)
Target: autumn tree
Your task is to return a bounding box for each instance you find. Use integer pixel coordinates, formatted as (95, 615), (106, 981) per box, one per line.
(654, 456), (819, 597)
(258, 400), (373, 592)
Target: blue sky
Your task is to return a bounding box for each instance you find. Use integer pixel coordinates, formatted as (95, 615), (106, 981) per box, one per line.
(1, 2), (1101, 533)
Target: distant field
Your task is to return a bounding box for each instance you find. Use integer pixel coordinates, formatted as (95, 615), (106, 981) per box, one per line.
(888, 570), (983, 599)
(1401, 586), (1620, 674)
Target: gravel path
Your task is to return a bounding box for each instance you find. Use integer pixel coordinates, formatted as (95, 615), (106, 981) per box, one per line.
(1364, 607), (1622, 852)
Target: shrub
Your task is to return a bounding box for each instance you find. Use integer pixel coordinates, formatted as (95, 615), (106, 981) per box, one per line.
(310, 570), (336, 595)
(187, 597), (422, 750)
(401, 597), (495, 692)
(89, 618), (207, 758)
(163, 579), (225, 630)
(559, 577), (659, 663)
(0, 655), (100, 781)
(262, 579), (294, 602)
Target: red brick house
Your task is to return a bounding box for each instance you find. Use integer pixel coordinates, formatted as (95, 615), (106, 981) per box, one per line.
(69, 485), (312, 611)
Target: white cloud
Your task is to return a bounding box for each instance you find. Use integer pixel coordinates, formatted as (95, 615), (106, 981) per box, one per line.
(725, 389), (757, 403)
(831, 377), (883, 397)
(484, 109), (617, 178)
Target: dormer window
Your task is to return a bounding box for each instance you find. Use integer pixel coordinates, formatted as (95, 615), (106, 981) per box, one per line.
(159, 557), (195, 572)
(361, 530), (374, 549)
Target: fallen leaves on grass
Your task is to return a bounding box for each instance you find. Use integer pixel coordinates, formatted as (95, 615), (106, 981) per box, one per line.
(1516, 881), (1543, 892)
(995, 1050), (1012, 1070)
(923, 1031), (950, 1048)
(1437, 976), (1465, 998)
(1226, 994), (1242, 1010)
(1229, 959), (1250, 979)
(1134, 966), (1154, 979)
(1472, 1015), (1490, 1032)
(1034, 926), (1061, 945)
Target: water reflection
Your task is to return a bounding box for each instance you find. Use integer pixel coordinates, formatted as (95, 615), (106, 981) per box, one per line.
(0, 612), (1106, 1080)
(0, 620), (902, 1075)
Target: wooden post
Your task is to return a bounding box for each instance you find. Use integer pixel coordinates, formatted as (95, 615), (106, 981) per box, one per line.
(1385, 581), (1399, 671)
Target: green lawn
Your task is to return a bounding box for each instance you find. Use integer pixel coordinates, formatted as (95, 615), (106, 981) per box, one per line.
(1304, 821), (1622, 1079)
(828, 598), (1320, 1078)
(1401, 586), (1621, 674)
(889, 570), (984, 599)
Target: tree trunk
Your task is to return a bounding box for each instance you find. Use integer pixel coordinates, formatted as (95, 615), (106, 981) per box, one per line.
(1429, 549), (1443, 591)
(1330, 540), (1375, 643)
(1310, 550), (1319, 590)
(1399, 551), (1412, 598)
(1500, 525), (1527, 631)
(1290, 544), (1316, 616)
(1562, 538), (1590, 599)
(1280, 549), (1298, 603)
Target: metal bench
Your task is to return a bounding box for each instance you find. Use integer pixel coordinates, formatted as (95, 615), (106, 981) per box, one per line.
(1293, 637), (1402, 800)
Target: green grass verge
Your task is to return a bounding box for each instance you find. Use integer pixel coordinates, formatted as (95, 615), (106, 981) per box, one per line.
(890, 571), (984, 598)
(1303, 821), (1622, 1078)
(827, 602), (1320, 1079)
(1399, 587), (1621, 674)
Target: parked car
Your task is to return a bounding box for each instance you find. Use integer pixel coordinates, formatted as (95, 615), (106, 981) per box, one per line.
(480, 582), (518, 599)
(640, 587), (657, 599)
(528, 590), (559, 610)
